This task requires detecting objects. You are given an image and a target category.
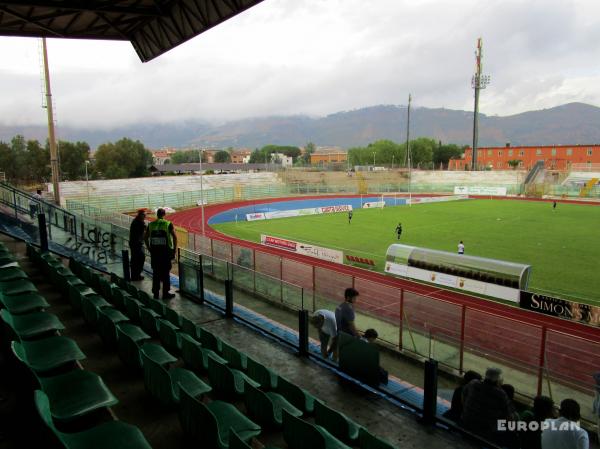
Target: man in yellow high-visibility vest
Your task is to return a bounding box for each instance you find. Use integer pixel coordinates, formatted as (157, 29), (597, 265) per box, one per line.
(144, 208), (178, 299)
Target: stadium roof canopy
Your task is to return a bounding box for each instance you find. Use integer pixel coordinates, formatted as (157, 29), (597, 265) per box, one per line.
(0, 0), (264, 62)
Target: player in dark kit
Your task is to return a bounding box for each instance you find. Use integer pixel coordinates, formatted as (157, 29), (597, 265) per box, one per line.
(395, 222), (402, 239)
(348, 210), (353, 224)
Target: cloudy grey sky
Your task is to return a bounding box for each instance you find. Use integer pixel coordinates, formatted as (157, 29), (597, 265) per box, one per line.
(1, 0), (600, 129)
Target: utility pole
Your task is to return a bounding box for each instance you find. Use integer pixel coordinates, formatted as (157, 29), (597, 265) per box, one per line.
(471, 38), (490, 171)
(405, 94), (412, 206)
(42, 38), (61, 205)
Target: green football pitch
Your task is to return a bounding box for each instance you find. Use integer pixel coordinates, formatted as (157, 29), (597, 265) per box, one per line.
(212, 199), (600, 304)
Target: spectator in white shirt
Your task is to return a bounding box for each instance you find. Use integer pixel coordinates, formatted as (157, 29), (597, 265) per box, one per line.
(541, 399), (589, 449)
(458, 241), (465, 255)
(311, 309), (337, 359)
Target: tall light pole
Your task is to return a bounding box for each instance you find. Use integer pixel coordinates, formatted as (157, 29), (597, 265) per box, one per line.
(41, 38), (60, 205)
(372, 152), (376, 167)
(199, 149), (205, 235)
(392, 154), (395, 169)
(406, 94), (412, 206)
(84, 160), (90, 211)
(471, 38), (491, 170)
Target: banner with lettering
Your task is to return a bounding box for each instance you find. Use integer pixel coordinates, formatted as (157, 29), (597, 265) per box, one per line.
(520, 291), (600, 327)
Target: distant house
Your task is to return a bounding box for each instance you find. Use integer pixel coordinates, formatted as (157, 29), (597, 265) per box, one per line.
(449, 143), (600, 170)
(271, 153), (293, 167)
(231, 149), (252, 164)
(310, 147), (347, 165)
(152, 148), (177, 165)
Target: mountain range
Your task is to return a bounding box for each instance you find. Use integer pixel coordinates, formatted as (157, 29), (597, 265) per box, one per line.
(1, 102), (599, 150)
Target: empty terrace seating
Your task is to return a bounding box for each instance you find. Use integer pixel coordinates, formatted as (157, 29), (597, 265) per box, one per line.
(9, 248), (398, 449)
(0, 242), (152, 449)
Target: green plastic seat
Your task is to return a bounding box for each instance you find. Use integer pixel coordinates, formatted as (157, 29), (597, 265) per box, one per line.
(98, 277), (114, 301)
(358, 428), (397, 449)
(11, 336), (86, 373)
(276, 376), (315, 415)
(181, 316), (202, 341)
(97, 308), (129, 347)
(37, 369), (118, 422)
(141, 345), (211, 408)
(282, 409), (351, 449)
(0, 278), (37, 297)
(158, 318), (182, 355)
(0, 266), (27, 282)
(1, 309), (64, 340)
(112, 288), (131, 312)
(139, 306), (160, 337)
(200, 328), (222, 353)
(126, 282), (140, 298)
(180, 333), (227, 374)
(0, 291), (49, 315)
(137, 290), (152, 307)
(207, 353), (259, 400)
(148, 297), (166, 316)
(221, 341), (247, 371)
(124, 296), (145, 323)
(244, 380), (302, 428)
(165, 307), (182, 327)
(68, 284), (96, 311)
(81, 295), (112, 328)
(116, 324), (152, 370)
(178, 385), (261, 449)
(246, 357), (278, 390)
(314, 400), (362, 443)
(34, 390), (152, 449)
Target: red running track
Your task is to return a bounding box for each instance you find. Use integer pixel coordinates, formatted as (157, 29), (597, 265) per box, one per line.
(170, 195), (600, 342)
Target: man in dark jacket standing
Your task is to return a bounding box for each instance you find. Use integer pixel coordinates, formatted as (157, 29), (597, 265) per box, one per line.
(129, 209), (147, 281)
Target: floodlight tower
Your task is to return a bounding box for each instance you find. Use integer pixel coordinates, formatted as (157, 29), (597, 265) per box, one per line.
(471, 38), (490, 171)
(42, 38), (61, 205)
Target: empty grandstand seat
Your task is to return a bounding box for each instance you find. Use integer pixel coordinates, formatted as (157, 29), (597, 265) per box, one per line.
(0, 291), (49, 315)
(27, 368), (118, 422)
(314, 400), (361, 443)
(34, 390), (152, 449)
(221, 340), (247, 371)
(158, 318), (182, 355)
(81, 294), (112, 328)
(244, 380), (302, 428)
(282, 409), (350, 449)
(112, 287), (131, 312)
(0, 266), (27, 282)
(207, 353), (259, 400)
(200, 328), (223, 353)
(246, 357), (278, 390)
(148, 297), (166, 316)
(180, 333), (226, 374)
(164, 307), (182, 327)
(1, 309), (64, 340)
(139, 307), (161, 337)
(358, 427), (397, 449)
(140, 344), (210, 408)
(11, 337), (86, 374)
(181, 316), (202, 341)
(178, 385), (261, 449)
(125, 296), (145, 324)
(276, 376), (315, 415)
(97, 308), (129, 347)
(0, 278), (37, 296)
(116, 324), (152, 370)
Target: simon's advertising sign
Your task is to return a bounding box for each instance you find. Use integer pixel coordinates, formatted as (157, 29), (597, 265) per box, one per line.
(520, 291), (600, 327)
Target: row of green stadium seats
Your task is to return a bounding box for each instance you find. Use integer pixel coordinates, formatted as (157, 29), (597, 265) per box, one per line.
(21, 245), (152, 449)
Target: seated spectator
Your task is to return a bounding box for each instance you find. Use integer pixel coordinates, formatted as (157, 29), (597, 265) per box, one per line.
(362, 328), (388, 385)
(442, 370), (482, 423)
(501, 384), (519, 419)
(520, 396), (555, 449)
(461, 367), (511, 445)
(541, 399), (589, 449)
(310, 309), (337, 359)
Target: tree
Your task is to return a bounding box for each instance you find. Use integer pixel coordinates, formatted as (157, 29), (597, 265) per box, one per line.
(433, 142), (464, 168)
(94, 138), (153, 179)
(58, 141), (90, 180)
(26, 139), (50, 183)
(301, 142), (316, 165)
(409, 137), (436, 168)
(171, 149), (205, 164)
(348, 139), (405, 166)
(214, 150), (231, 163)
(0, 140), (15, 182)
(507, 159), (522, 170)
